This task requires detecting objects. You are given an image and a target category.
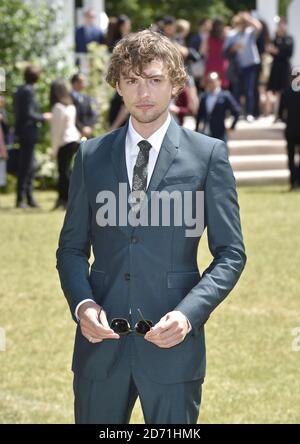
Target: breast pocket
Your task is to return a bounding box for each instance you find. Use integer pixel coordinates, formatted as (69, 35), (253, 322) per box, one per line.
(160, 175), (202, 192)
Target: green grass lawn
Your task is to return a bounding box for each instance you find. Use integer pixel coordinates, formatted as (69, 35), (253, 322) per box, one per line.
(0, 185), (299, 423)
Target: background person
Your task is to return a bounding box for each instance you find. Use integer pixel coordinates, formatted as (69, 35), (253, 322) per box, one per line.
(267, 16), (294, 120)
(70, 73), (98, 139)
(50, 80), (81, 210)
(280, 77), (300, 190)
(13, 66), (51, 209)
(196, 71), (240, 142)
(75, 8), (106, 54)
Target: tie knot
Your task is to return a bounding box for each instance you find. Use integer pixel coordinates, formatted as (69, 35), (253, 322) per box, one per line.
(138, 140), (152, 153)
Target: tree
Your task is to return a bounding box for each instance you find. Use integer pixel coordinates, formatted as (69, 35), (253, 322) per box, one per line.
(0, 0), (73, 130)
(0, 0), (75, 190)
(105, 0), (233, 30)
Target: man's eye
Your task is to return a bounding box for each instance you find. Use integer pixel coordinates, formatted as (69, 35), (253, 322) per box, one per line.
(152, 79), (161, 83)
(127, 80), (136, 84)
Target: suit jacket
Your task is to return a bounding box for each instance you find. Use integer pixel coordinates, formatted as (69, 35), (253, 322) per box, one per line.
(188, 33), (202, 53)
(71, 91), (98, 130)
(196, 90), (240, 141)
(13, 84), (44, 139)
(56, 117), (246, 384)
(75, 26), (105, 53)
(280, 86), (300, 140)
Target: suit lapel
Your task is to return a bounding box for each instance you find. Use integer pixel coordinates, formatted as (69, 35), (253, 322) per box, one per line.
(146, 117), (180, 196)
(139, 117), (180, 213)
(110, 123), (133, 238)
(109, 117), (181, 232)
(110, 122), (130, 189)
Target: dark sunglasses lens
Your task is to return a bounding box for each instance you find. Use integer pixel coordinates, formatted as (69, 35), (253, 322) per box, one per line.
(136, 319), (153, 335)
(110, 319), (130, 335)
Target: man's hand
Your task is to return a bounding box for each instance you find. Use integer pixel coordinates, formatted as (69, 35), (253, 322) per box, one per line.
(144, 311), (190, 348)
(78, 301), (120, 343)
(0, 144), (8, 160)
(227, 128), (234, 138)
(169, 103), (181, 115)
(43, 112), (52, 121)
(267, 43), (279, 56)
(231, 42), (244, 52)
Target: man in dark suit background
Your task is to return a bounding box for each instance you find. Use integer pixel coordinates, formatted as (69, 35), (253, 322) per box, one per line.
(56, 30), (246, 424)
(13, 66), (51, 208)
(196, 71), (240, 142)
(280, 76), (300, 190)
(75, 8), (106, 54)
(188, 18), (212, 54)
(70, 73), (98, 139)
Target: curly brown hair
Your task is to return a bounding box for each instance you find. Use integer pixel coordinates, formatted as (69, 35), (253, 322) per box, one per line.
(106, 29), (187, 94)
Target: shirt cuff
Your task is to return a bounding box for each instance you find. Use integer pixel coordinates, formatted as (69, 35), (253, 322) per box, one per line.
(75, 299), (96, 321)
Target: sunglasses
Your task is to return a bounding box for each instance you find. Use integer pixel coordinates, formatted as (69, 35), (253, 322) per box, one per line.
(109, 308), (153, 336)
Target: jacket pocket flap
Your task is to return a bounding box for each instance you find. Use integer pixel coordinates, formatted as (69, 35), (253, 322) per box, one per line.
(162, 175), (200, 186)
(89, 268), (105, 285)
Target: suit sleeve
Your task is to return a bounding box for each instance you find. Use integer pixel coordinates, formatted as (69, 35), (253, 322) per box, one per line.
(174, 140), (247, 336)
(56, 141), (95, 322)
(24, 89), (44, 123)
(195, 96), (205, 132)
(226, 93), (241, 129)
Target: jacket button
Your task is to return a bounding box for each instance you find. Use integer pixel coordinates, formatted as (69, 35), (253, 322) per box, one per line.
(131, 236), (138, 244)
(124, 273), (130, 281)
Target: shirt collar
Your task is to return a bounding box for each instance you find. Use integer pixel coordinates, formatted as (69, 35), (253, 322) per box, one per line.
(208, 87), (221, 96)
(127, 113), (171, 154)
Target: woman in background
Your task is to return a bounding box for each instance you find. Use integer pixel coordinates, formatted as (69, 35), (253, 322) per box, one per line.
(50, 80), (81, 210)
(203, 17), (229, 89)
(267, 17), (294, 119)
(106, 14), (132, 52)
(106, 15), (132, 129)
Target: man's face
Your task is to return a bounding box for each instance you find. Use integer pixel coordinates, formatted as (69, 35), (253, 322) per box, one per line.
(238, 14), (247, 31)
(278, 20), (287, 35)
(116, 59), (178, 125)
(78, 75), (86, 90)
(201, 20), (212, 33)
(163, 23), (176, 39)
(206, 76), (220, 92)
(84, 11), (96, 26)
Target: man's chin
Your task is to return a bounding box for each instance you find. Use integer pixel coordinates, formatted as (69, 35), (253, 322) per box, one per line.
(131, 109), (163, 124)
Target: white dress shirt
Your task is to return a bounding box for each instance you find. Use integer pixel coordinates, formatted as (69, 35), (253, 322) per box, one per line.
(125, 113), (171, 189)
(205, 87), (221, 115)
(75, 113), (192, 332)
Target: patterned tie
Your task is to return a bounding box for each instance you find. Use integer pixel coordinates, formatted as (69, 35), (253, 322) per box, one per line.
(131, 139), (152, 212)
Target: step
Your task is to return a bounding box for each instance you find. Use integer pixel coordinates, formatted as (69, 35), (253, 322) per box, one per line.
(229, 116), (285, 140)
(229, 145), (286, 156)
(234, 169), (289, 185)
(229, 127), (284, 141)
(229, 154), (288, 171)
(228, 140), (286, 156)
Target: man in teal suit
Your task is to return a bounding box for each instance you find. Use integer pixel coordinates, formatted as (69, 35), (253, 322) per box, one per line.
(56, 29), (246, 424)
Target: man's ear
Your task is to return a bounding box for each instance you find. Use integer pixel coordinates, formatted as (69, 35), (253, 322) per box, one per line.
(116, 82), (122, 97)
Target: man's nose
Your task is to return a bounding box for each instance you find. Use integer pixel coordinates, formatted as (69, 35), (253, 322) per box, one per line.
(137, 82), (150, 98)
